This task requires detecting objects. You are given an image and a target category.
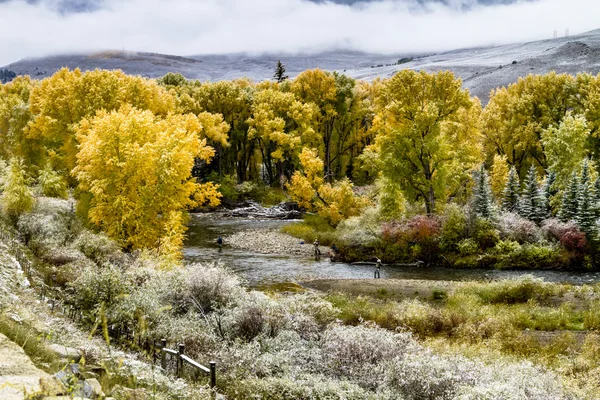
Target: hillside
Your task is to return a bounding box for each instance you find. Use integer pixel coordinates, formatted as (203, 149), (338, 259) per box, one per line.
(3, 28), (600, 102)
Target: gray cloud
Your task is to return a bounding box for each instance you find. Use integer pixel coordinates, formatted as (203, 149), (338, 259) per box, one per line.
(0, 0), (597, 66)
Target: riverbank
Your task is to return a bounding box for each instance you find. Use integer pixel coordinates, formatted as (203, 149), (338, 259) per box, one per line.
(302, 278), (463, 300)
(225, 227), (332, 257)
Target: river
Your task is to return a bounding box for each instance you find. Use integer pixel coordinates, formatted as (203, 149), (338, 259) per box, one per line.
(183, 214), (600, 286)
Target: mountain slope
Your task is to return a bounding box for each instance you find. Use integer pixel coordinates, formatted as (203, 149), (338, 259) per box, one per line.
(3, 29), (600, 103)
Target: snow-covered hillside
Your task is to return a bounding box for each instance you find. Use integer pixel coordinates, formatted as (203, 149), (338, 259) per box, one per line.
(3, 28), (600, 103)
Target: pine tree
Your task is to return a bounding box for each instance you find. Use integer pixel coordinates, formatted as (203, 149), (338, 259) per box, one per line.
(560, 172), (580, 222)
(273, 60), (289, 83)
(501, 166), (520, 212)
(540, 170), (557, 218)
(576, 159), (599, 239)
(473, 165), (495, 219)
(519, 165), (543, 222)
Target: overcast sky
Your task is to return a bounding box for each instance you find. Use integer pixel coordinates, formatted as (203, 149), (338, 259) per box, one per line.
(1, 0), (598, 66)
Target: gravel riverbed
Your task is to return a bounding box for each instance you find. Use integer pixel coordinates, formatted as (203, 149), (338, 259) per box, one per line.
(225, 228), (330, 257)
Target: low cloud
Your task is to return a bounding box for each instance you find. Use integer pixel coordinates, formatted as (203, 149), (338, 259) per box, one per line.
(0, 0), (598, 66)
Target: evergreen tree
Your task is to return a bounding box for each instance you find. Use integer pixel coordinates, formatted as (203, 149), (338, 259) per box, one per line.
(519, 165), (543, 222)
(473, 165), (495, 219)
(501, 166), (520, 212)
(273, 60), (289, 83)
(540, 170), (557, 218)
(576, 159), (599, 239)
(560, 172), (580, 222)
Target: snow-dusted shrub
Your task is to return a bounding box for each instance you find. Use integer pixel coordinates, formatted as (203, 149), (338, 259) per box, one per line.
(17, 197), (79, 256)
(227, 374), (371, 400)
(336, 206), (381, 246)
(456, 360), (571, 400)
(68, 264), (132, 316)
(277, 292), (339, 332)
(170, 263), (247, 314)
(321, 324), (414, 390)
(497, 212), (541, 243)
(383, 352), (478, 400)
(73, 229), (120, 263)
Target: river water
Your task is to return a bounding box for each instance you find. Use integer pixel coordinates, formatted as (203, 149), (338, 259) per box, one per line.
(183, 214), (600, 286)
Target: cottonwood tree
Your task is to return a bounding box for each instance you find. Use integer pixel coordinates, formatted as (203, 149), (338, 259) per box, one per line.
(374, 70), (482, 214)
(247, 87), (316, 186)
(28, 68), (176, 180)
(490, 154), (509, 199)
(287, 147), (369, 225)
(481, 73), (578, 175)
(73, 106), (221, 258)
(542, 112), (590, 189)
(1, 158), (34, 222)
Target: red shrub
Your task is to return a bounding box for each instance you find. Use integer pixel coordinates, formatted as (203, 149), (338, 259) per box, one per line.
(382, 216), (441, 245)
(542, 219), (587, 252)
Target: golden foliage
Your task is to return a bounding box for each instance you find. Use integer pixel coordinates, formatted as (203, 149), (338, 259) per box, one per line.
(287, 148), (369, 225)
(28, 68), (176, 176)
(490, 154), (510, 199)
(73, 105), (220, 255)
(1, 158), (35, 220)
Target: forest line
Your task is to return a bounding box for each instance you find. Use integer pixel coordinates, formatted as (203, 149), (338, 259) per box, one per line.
(3, 67), (600, 266)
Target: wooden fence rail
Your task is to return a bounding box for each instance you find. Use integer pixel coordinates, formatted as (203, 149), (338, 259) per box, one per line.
(160, 339), (217, 389)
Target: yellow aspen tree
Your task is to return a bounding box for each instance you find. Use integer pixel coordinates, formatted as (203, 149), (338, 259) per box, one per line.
(490, 154), (510, 199)
(247, 87), (316, 185)
(481, 73), (577, 175)
(28, 68), (176, 178)
(0, 76), (42, 170)
(287, 148), (369, 225)
(73, 106), (220, 257)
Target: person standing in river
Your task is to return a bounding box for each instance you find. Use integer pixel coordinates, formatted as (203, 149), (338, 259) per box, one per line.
(217, 236), (223, 252)
(313, 239), (321, 258)
(374, 258), (381, 279)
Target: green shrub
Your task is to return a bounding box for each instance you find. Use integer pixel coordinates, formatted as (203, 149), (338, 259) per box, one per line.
(494, 239), (522, 254)
(496, 243), (566, 269)
(431, 289), (448, 301)
(38, 165), (68, 199)
(463, 277), (554, 304)
(457, 239), (478, 256)
(439, 204), (468, 252)
(282, 214), (337, 246)
(472, 218), (500, 250)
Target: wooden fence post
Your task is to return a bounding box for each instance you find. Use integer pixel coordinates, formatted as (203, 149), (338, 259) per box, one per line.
(160, 339), (167, 371)
(210, 361), (216, 389)
(177, 344), (185, 378)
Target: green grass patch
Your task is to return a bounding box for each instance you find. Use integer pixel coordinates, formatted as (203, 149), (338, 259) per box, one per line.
(0, 315), (62, 372)
(281, 214), (338, 246)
